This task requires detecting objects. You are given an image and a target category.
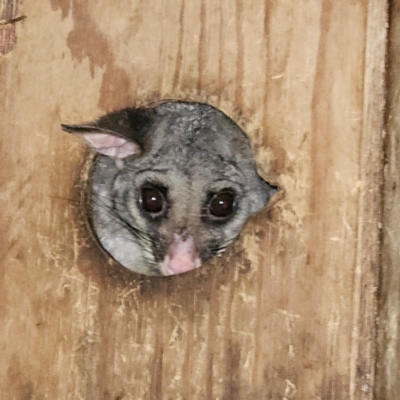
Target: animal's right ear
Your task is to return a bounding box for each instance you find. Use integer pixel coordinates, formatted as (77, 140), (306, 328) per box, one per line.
(61, 108), (156, 159)
(61, 124), (143, 158)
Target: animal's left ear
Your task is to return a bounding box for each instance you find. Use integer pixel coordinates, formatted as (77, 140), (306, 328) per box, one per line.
(61, 107), (156, 159)
(249, 177), (277, 214)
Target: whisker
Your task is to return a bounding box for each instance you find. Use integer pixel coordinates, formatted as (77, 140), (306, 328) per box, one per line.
(48, 195), (83, 204)
(92, 195), (153, 246)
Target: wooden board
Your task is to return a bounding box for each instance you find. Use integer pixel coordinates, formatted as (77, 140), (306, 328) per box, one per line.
(0, 0), (21, 55)
(0, 1), (387, 398)
(376, 1), (400, 398)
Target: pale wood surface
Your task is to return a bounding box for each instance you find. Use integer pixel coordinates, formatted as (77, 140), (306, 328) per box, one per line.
(0, 1), (387, 399)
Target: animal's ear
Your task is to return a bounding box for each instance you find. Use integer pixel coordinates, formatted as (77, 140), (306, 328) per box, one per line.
(249, 177), (278, 214)
(61, 108), (156, 159)
(61, 124), (143, 158)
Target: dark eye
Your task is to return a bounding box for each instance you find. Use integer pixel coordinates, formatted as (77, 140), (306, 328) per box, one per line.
(140, 188), (165, 214)
(208, 192), (235, 218)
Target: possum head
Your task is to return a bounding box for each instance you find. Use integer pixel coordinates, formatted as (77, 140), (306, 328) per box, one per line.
(62, 102), (276, 276)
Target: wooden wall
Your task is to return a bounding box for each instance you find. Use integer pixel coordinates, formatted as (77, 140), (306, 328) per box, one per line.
(0, 1), (388, 399)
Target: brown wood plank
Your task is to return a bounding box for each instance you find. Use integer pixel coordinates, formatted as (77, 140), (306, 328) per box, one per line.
(376, 1), (400, 398)
(0, 0), (22, 55)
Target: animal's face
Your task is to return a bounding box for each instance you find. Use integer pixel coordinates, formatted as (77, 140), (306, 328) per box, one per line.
(63, 102), (275, 276)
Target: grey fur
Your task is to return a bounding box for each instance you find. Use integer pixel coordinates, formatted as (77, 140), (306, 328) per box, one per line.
(62, 101), (276, 276)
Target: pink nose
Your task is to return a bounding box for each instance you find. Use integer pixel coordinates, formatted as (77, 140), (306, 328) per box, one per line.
(163, 234), (201, 275)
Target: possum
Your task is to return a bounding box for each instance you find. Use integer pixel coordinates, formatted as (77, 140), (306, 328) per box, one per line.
(62, 101), (276, 276)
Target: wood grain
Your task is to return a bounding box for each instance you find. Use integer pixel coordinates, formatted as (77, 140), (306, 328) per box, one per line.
(0, 1), (387, 398)
(0, 0), (22, 55)
(376, 1), (400, 398)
